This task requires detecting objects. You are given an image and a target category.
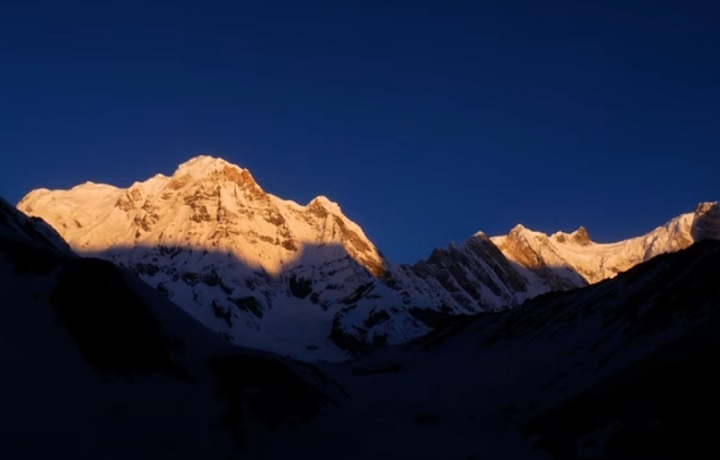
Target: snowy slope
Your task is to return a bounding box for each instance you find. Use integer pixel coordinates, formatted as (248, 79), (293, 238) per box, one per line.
(0, 195), (342, 458)
(17, 155), (719, 359)
(19, 156), (389, 359)
(17, 156), (551, 358)
(491, 201), (720, 284)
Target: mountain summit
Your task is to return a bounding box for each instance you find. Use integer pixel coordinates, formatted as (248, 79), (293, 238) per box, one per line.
(492, 201), (720, 284)
(19, 155), (384, 277)
(17, 156), (720, 359)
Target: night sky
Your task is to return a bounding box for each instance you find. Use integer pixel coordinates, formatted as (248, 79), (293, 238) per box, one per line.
(2, 0), (718, 262)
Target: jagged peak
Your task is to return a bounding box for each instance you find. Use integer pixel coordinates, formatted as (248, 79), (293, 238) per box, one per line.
(166, 155), (262, 193)
(550, 226), (592, 245)
(571, 226), (591, 245)
(465, 232), (499, 251)
(694, 201), (719, 214)
(508, 223), (543, 238)
(307, 195), (342, 215)
(573, 225), (589, 236)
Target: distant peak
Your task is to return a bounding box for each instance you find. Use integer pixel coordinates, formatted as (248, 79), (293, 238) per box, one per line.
(695, 201), (719, 214)
(509, 223), (528, 234)
(572, 226), (591, 245)
(551, 226), (592, 245)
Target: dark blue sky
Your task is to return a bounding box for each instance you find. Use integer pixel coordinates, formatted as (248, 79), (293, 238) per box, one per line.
(2, 0), (718, 262)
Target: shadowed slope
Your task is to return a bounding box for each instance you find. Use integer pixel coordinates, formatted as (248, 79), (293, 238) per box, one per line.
(50, 257), (193, 381)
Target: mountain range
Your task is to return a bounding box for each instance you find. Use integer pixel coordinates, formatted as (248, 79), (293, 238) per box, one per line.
(3, 187), (720, 458)
(17, 155), (720, 359)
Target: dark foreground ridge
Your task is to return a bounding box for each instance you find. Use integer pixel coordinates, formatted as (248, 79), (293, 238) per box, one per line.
(51, 257), (193, 381)
(527, 321), (720, 459)
(522, 241), (720, 459)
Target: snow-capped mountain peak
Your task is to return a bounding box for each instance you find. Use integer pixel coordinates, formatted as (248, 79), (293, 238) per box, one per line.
(19, 155), (383, 276)
(176, 154), (240, 173)
(307, 195), (343, 216)
(18, 156), (394, 358)
(7, 183), (720, 458)
(492, 202), (719, 284)
(169, 155), (259, 192)
(16, 157), (719, 359)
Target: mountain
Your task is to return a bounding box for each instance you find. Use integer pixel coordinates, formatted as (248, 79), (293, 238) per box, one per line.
(492, 200), (720, 284)
(0, 195), (342, 457)
(245, 240), (720, 459)
(5, 190), (720, 458)
(17, 155), (720, 359)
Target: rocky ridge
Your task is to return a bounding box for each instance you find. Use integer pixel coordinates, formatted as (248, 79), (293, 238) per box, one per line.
(17, 156), (720, 359)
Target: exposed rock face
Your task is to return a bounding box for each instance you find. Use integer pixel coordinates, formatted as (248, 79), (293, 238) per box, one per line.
(16, 157), (398, 359)
(18, 156), (384, 276)
(572, 226), (591, 245)
(492, 203), (720, 285)
(17, 157), (719, 360)
(692, 202), (720, 241)
(411, 234), (538, 309)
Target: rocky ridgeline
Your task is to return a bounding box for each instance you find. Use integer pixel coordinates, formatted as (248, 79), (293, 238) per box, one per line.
(17, 156), (720, 359)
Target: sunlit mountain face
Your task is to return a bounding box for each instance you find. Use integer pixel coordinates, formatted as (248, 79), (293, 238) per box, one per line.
(17, 156), (720, 360)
